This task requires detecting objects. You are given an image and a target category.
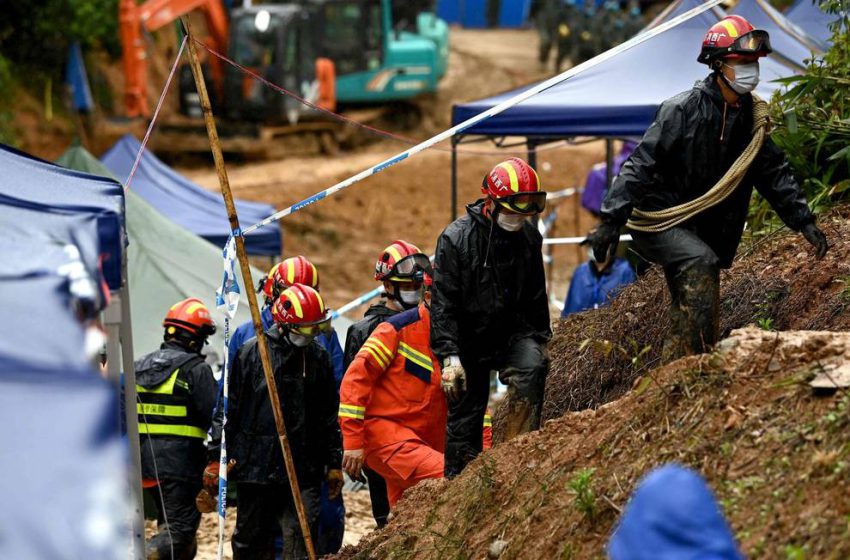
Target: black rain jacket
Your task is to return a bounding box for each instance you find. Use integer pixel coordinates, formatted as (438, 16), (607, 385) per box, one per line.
(430, 199), (551, 367)
(601, 76), (814, 268)
(135, 341), (218, 481)
(208, 328), (342, 488)
(342, 301), (400, 370)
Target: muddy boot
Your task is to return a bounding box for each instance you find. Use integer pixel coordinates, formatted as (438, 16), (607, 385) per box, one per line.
(662, 261), (720, 362)
(501, 388), (542, 441)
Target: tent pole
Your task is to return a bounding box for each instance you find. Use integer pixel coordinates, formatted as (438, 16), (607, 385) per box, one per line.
(451, 135), (459, 221)
(119, 264), (146, 560)
(605, 138), (614, 192)
(104, 290), (145, 560)
(182, 17), (317, 560)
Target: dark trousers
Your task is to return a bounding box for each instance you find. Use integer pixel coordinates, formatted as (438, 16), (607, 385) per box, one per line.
(317, 479), (346, 555)
(365, 466), (390, 528)
(146, 479), (202, 560)
(633, 227), (721, 359)
(233, 483), (320, 560)
(444, 337), (548, 478)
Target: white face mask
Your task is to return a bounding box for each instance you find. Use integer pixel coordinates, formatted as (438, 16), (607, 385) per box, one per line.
(725, 62), (759, 95)
(288, 332), (313, 348)
(398, 289), (422, 306)
(496, 212), (527, 232)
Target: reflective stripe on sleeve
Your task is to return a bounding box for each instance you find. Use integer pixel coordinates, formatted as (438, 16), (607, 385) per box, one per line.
(339, 404), (366, 420)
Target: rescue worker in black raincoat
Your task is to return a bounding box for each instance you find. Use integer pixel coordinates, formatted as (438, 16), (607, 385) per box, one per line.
(534, 0), (560, 67)
(431, 157), (551, 478)
(207, 284), (343, 560)
(342, 240), (428, 528)
(555, 0), (581, 72)
(136, 297), (218, 560)
(588, 15), (828, 359)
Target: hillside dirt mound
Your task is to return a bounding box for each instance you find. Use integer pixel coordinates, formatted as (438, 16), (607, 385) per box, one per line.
(536, 206), (850, 425)
(335, 326), (850, 559)
(334, 208), (850, 559)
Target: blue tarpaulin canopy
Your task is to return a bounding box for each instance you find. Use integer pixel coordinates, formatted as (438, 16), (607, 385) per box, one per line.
(732, 0), (823, 67)
(451, 0), (798, 138)
(0, 374), (129, 559)
(0, 143), (125, 290)
(102, 135), (281, 256)
(786, 0), (837, 47)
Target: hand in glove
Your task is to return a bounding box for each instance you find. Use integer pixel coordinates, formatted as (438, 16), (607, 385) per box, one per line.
(584, 222), (621, 264)
(327, 469), (344, 500)
(202, 459), (235, 493)
(342, 449), (365, 481)
(802, 222), (828, 259)
(441, 356), (467, 402)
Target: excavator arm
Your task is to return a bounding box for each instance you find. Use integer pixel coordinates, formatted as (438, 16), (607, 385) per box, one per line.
(120, 0), (229, 117)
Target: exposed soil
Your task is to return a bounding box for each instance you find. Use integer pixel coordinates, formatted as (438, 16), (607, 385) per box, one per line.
(336, 326), (850, 559)
(333, 211), (850, 560)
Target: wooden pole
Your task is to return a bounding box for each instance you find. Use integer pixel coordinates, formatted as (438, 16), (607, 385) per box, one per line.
(180, 18), (317, 560)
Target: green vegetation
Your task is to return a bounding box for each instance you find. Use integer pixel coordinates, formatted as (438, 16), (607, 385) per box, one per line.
(568, 468), (597, 522)
(0, 0), (120, 143)
(750, 0), (850, 233)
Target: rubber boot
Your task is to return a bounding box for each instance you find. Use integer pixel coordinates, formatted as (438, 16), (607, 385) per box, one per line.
(501, 388), (542, 442)
(662, 262), (720, 362)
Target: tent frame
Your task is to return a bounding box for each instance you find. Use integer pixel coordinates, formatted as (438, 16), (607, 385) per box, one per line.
(104, 259), (145, 560)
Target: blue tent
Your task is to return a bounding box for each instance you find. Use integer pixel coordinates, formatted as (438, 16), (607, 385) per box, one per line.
(0, 373), (130, 559)
(101, 135), (281, 256)
(0, 143), (125, 290)
(451, 0), (798, 137)
(732, 0), (823, 67)
(786, 0), (837, 47)
(0, 272), (95, 373)
(65, 42), (94, 113)
(0, 227), (104, 318)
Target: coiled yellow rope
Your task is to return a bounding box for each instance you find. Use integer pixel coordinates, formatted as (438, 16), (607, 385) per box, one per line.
(626, 95), (770, 233)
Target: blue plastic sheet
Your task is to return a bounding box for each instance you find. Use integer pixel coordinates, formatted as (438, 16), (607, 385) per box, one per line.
(732, 0), (824, 68)
(101, 135), (281, 256)
(452, 0), (797, 138)
(0, 143), (125, 290)
(786, 0), (837, 47)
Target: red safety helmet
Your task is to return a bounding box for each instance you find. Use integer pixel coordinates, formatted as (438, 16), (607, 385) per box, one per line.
(163, 298), (217, 338)
(260, 256), (320, 302)
(698, 15), (772, 65)
(271, 284), (332, 335)
(482, 158), (547, 215)
(374, 240), (431, 283)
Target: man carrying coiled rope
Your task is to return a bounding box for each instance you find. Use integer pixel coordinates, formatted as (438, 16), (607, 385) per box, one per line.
(588, 15), (828, 360)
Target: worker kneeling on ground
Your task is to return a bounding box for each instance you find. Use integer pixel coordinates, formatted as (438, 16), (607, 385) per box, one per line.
(589, 15), (828, 360)
(340, 266), (448, 507)
(342, 240), (428, 528)
(431, 157), (552, 478)
(136, 298), (218, 560)
(207, 284), (343, 560)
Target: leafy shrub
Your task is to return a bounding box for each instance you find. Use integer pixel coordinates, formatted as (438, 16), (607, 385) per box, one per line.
(750, 1), (850, 234)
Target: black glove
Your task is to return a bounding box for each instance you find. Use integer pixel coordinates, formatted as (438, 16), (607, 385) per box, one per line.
(584, 222), (621, 263)
(801, 222), (828, 259)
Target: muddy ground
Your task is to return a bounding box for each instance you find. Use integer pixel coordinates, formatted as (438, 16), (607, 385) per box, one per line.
(336, 211), (850, 559)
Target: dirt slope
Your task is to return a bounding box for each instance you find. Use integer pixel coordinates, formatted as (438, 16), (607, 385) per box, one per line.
(335, 210), (850, 559)
(338, 326), (850, 559)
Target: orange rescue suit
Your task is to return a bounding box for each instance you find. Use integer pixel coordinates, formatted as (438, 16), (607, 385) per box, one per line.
(339, 303), (447, 506)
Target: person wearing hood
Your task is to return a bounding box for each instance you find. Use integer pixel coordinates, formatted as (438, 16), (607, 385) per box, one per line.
(342, 240), (429, 528)
(608, 464), (744, 559)
(207, 284), (343, 559)
(588, 15), (828, 360)
(561, 251), (636, 317)
(135, 298), (219, 560)
(431, 157), (551, 478)
(229, 256), (344, 386)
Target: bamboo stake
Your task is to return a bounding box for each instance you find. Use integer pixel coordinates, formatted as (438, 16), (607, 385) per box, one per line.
(180, 17), (316, 560)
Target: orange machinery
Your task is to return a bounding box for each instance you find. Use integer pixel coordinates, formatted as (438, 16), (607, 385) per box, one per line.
(119, 0), (229, 117)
